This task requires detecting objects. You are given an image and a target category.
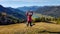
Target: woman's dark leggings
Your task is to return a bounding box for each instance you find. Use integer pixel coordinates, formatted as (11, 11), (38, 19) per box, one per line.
(27, 21), (32, 26)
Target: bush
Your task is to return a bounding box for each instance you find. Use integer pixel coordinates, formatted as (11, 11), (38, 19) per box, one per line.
(56, 18), (60, 24)
(35, 17), (41, 22)
(32, 17), (55, 23)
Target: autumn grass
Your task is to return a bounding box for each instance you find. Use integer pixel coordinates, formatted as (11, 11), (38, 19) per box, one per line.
(0, 22), (60, 34)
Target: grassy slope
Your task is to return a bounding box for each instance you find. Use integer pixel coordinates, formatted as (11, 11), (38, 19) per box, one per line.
(0, 22), (60, 34)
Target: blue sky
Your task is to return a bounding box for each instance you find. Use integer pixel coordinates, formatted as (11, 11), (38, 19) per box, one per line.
(0, 0), (60, 8)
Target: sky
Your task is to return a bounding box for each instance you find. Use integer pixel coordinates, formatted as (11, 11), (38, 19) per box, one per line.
(0, 0), (60, 8)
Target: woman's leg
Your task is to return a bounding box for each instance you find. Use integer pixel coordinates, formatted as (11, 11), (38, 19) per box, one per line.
(30, 21), (32, 26)
(27, 21), (29, 26)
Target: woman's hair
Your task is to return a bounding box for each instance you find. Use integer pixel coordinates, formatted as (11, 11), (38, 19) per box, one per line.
(26, 10), (33, 16)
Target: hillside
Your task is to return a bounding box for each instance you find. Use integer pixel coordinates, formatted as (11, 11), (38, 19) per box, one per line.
(0, 12), (24, 25)
(0, 5), (26, 22)
(0, 22), (60, 34)
(0, 5), (26, 19)
(6, 7), (26, 19)
(35, 6), (60, 18)
(17, 6), (60, 18)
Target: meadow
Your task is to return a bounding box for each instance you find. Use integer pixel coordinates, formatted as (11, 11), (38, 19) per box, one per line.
(0, 22), (60, 34)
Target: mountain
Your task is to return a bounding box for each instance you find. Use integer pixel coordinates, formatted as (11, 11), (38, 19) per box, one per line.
(0, 5), (6, 12)
(17, 6), (39, 12)
(35, 6), (60, 18)
(17, 6), (60, 18)
(0, 5), (26, 22)
(6, 7), (26, 19)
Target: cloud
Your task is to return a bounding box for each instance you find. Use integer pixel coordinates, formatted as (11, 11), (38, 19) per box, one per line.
(0, 0), (60, 3)
(0, 0), (60, 4)
(0, 0), (48, 2)
(0, 0), (20, 1)
(0, 0), (60, 8)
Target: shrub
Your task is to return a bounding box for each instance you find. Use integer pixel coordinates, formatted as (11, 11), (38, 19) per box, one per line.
(35, 17), (41, 22)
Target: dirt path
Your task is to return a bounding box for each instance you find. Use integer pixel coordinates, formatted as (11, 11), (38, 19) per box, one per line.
(0, 22), (60, 34)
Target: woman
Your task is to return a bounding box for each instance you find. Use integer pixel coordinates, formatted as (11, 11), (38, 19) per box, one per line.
(26, 10), (33, 26)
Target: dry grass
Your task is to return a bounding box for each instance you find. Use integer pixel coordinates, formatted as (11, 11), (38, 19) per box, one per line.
(0, 22), (60, 34)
